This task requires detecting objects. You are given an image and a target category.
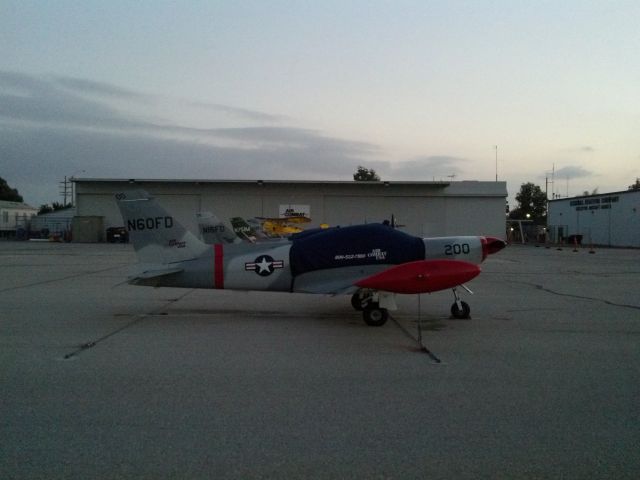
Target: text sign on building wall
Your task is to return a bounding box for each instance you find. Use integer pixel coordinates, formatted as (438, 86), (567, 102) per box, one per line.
(279, 204), (310, 218)
(569, 196), (619, 212)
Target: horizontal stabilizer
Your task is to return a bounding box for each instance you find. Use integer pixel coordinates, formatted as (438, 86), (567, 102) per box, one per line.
(355, 259), (480, 294)
(128, 267), (184, 284)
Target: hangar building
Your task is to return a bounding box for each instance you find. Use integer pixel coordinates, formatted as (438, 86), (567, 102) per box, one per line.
(548, 189), (640, 247)
(72, 178), (507, 242)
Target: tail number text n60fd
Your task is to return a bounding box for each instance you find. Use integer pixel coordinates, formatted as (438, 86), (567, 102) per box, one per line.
(127, 217), (174, 231)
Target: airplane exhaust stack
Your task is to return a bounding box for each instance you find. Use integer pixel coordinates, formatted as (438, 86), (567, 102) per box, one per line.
(355, 259), (481, 294)
(482, 236), (507, 260)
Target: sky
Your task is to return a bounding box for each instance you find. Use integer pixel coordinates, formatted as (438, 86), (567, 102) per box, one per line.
(1, 0), (639, 208)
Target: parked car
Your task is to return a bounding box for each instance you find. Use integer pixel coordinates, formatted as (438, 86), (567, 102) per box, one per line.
(106, 226), (129, 243)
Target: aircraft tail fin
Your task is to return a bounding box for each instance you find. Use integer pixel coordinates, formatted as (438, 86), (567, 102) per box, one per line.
(115, 190), (208, 264)
(196, 212), (241, 244)
(230, 217), (261, 243)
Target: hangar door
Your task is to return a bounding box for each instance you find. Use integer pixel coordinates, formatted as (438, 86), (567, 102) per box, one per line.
(323, 196), (445, 237)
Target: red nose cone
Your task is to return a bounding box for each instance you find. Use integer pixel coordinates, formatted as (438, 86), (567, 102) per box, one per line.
(356, 259), (481, 294)
(481, 236), (507, 260)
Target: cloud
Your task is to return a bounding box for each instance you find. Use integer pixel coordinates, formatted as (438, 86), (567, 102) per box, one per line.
(0, 70), (288, 131)
(52, 75), (154, 102)
(0, 126), (369, 187)
(0, 71), (384, 204)
(0, 70), (147, 128)
(1, 70), (473, 206)
(554, 165), (593, 179)
(381, 156), (467, 180)
(185, 100), (289, 123)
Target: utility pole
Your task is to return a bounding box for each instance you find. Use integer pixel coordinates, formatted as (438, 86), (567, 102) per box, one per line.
(545, 175), (548, 200)
(59, 176), (71, 206)
(494, 145), (498, 182)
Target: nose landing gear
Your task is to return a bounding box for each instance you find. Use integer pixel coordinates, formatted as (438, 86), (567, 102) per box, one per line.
(450, 286), (472, 319)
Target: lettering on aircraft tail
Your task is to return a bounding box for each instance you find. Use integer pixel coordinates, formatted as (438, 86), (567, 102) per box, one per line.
(127, 216), (174, 231)
(168, 239), (186, 248)
(202, 225), (225, 233)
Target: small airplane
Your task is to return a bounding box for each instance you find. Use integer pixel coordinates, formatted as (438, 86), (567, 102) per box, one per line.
(116, 190), (505, 326)
(196, 212), (242, 244)
(229, 216), (271, 242)
(260, 216), (310, 237)
(229, 216), (312, 240)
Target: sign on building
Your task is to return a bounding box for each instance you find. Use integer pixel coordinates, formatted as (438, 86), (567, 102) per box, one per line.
(279, 204), (310, 218)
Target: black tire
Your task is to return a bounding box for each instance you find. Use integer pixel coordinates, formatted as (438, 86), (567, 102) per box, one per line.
(363, 307), (388, 327)
(351, 292), (364, 311)
(450, 301), (471, 319)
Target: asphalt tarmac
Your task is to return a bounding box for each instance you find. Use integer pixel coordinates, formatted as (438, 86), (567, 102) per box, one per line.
(1, 241), (639, 479)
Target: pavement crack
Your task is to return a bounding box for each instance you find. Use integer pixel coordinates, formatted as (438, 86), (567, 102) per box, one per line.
(0, 264), (129, 293)
(513, 281), (640, 311)
(62, 289), (194, 359)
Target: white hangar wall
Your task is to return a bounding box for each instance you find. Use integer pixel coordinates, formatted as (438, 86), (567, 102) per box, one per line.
(73, 179), (507, 241)
(548, 189), (640, 247)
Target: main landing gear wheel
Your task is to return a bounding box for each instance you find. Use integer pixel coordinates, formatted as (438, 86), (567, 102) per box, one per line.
(450, 301), (470, 319)
(363, 306), (389, 327)
(351, 292), (364, 311)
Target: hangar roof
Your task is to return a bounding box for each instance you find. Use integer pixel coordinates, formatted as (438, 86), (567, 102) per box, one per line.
(0, 200), (38, 211)
(72, 178), (507, 198)
(72, 178), (451, 186)
(548, 188), (639, 203)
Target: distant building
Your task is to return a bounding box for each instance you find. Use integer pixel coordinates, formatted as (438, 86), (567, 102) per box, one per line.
(30, 208), (77, 240)
(72, 178), (508, 243)
(547, 189), (640, 247)
(0, 200), (38, 238)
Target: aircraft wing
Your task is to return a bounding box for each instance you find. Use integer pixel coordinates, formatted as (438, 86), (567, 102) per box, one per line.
(292, 260), (480, 295)
(292, 265), (389, 294)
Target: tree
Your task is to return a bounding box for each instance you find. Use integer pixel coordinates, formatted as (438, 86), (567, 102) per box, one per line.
(509, 182), (547, 223)
(38, 202), (72, 214)
(0, 177), (23, 202)
(581, 188), (599, 196)
(353, 166), (380, 181)
(38, 204), (54, 215)
(629, 178), (640, 191)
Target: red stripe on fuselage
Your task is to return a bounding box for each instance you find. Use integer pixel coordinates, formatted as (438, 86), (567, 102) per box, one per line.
(214, 244), (224, 289)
